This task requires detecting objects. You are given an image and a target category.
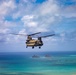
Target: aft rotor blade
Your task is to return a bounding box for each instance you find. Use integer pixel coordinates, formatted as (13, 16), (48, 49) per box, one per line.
(28, 32), (41, 36)
(40, 34), (55, 38)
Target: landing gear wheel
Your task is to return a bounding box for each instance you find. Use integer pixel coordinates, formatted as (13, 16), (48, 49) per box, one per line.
(39, 46), (41, 49)
(32, 46), (34, 49)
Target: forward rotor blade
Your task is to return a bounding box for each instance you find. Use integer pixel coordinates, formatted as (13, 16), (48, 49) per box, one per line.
(9, 32), (41, 36)
(28, 32), (41, 36)
(9, 33), (27, 36)
(40, 34), (55, 38)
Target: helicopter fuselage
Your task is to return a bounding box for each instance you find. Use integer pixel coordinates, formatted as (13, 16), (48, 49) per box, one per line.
(26, 39), (43, 49)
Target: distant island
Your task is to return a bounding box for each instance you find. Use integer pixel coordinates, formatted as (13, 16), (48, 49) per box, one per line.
(45, 55), (51, 58)
(32, 54), (51, 58)
(32, 55), (40, 58)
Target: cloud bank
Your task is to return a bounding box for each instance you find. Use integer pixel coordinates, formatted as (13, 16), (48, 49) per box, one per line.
(0, 0), (76, 51)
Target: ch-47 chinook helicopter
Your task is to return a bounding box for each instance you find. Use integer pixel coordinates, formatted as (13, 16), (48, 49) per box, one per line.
(11, 32), (55, 49)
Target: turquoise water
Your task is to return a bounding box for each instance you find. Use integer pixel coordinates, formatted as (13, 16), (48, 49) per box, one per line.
(0, 51), (76, 75)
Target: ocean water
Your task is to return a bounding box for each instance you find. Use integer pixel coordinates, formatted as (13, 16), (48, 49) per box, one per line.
(0, 51), (76, 75)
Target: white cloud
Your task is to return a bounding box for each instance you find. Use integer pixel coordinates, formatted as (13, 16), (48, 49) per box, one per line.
(0, 0), (76, 52)
(12, 0), (35, 19)
(20, 0), (61, 33)
(0, 28), (10, 34)
(12, 29), (27, 42)
(21, 15), (38, 27)
(1, 29), (27, 43)
(0, 0), (16, 16)
(27, 21), (38, 27)
(37, 0), (59, 16)
(0, 0), (76, 44)
(19, 29), (27, 34)
(0, 0), (17, 34)
(9, 29), (27, 43)
(20, 0), (36, 3)
(22, 15), (34, 20)
(60, 5), (76, 18)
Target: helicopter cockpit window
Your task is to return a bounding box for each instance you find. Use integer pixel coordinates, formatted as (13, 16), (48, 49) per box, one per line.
(27, 36), (32, 40)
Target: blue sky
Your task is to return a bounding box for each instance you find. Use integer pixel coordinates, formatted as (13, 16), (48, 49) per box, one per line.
(0, 0), (76, 52)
